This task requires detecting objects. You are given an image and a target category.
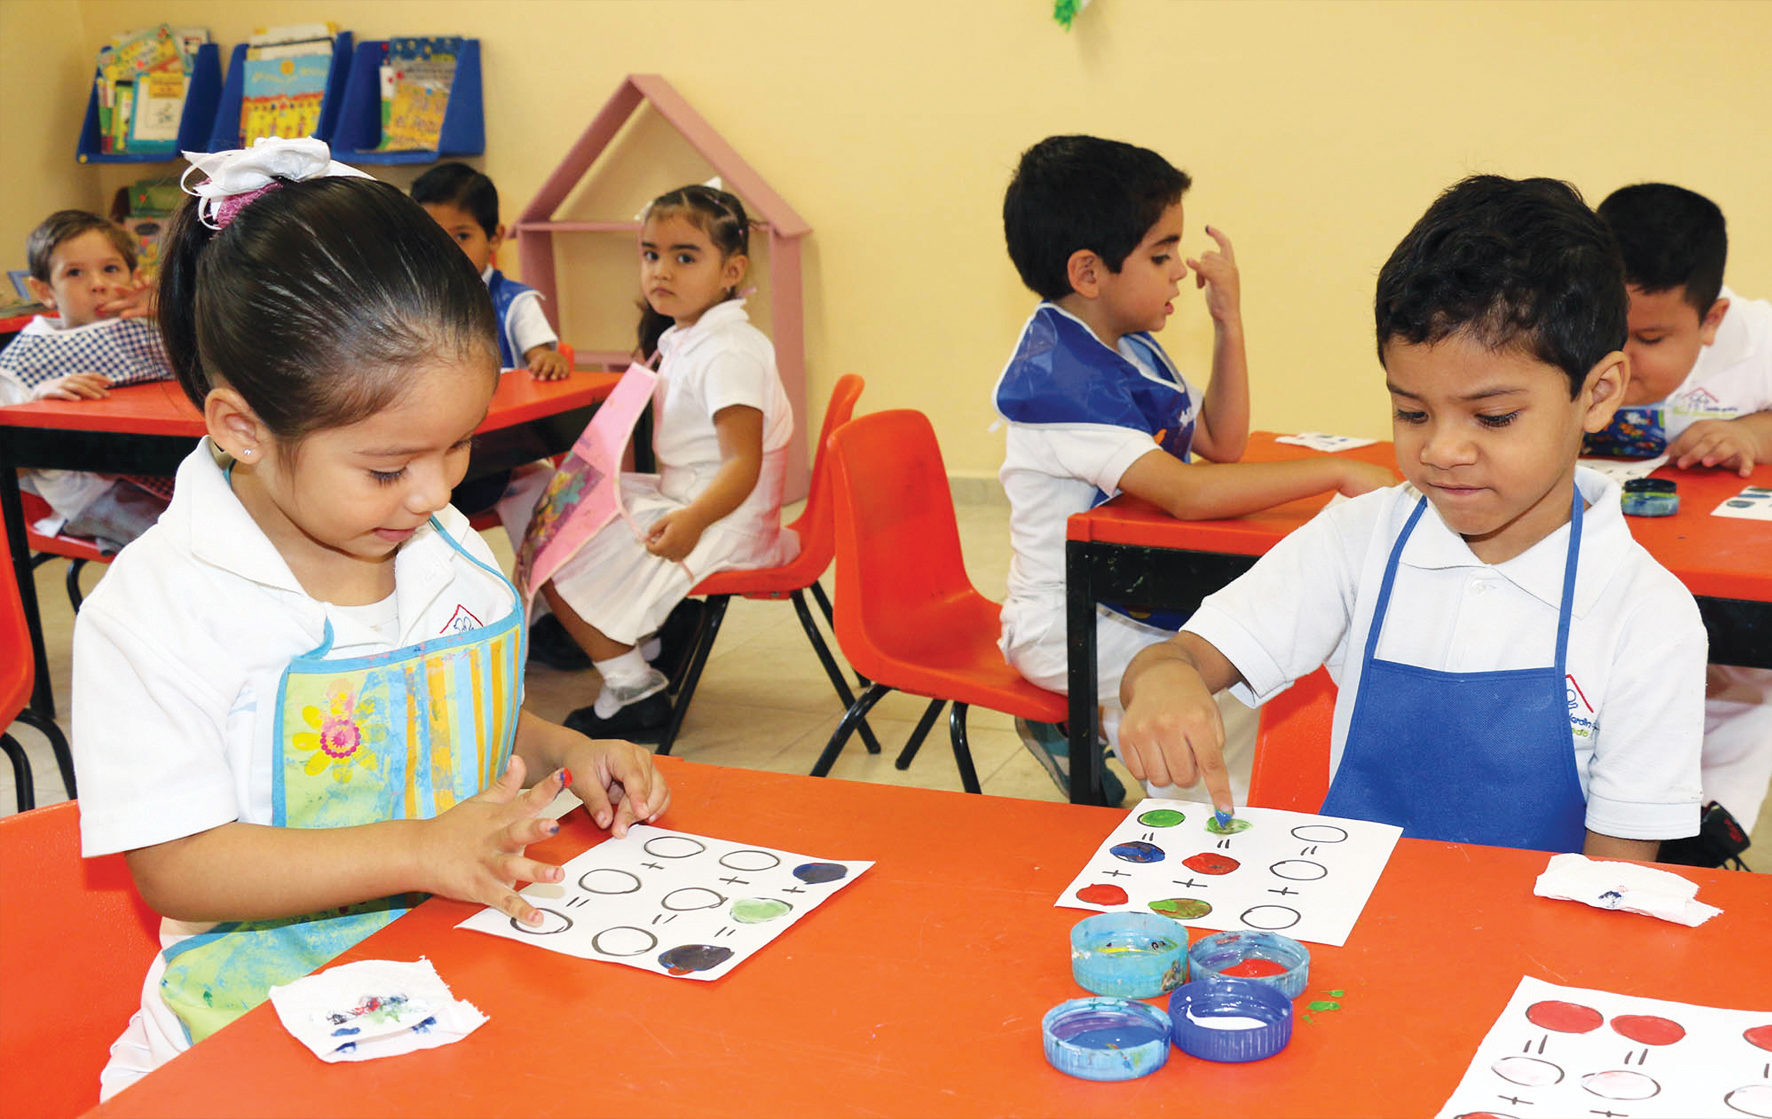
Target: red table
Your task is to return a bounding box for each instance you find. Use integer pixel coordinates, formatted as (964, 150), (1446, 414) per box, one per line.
(86, 756), (1772, 1119)
(0, 369), (619, 717)
(1060, 432), (1772, 804)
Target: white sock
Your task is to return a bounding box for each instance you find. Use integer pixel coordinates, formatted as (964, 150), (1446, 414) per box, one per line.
(640, 635), (662, 662)
(591, 650), (666, 718)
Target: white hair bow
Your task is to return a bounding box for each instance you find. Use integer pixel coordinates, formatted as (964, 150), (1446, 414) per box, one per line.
(180, 137), (374, 230)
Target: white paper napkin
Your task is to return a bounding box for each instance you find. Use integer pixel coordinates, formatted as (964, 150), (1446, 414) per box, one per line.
(1275, 432), (1378, 452)
(267, 958), (488, 1063)
(1532, 853), (1721, 927)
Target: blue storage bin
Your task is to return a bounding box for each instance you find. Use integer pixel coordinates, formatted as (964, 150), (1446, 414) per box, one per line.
(333, 38), (484, 164)
(77, 43), (223, 163)
(205, 32), (354, 152)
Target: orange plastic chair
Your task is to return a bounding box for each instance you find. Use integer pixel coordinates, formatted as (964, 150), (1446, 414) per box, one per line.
(2, 510), (76, 811)
(21, 490), (110, 615)
(0, 801), (160, 1119)
(812, 410), (1068, 792)
(1247, 666), (1337, 812)
(657, 374), (879, 756)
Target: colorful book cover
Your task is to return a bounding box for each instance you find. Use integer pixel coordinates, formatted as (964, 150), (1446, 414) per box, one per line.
(240, 53), (332, 146)
(378, 37), (460, 151)
(129, 68), (186, 150)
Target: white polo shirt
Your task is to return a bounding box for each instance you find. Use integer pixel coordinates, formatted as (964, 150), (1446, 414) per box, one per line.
(480, 264), (556, 366)
(72, 440), (519, 858)
(1184, 467), (1706, 841)
(1664, 286), (1772, 440)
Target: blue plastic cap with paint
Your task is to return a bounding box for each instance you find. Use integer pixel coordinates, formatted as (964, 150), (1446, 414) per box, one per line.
(1042, 997), (1172, 1081)
(1070, 912), (1188, 999)
(1621, 477), (1678, 517)
(1167, 976), (1293, 1063)
(1186, 929), (1311, 1000)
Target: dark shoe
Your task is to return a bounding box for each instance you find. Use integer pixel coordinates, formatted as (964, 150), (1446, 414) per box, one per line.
(653, 599), (708, 688)
(1014, 717), (1127, 806)
(564, 692), (673, 743)
(528, 614), (592, 672)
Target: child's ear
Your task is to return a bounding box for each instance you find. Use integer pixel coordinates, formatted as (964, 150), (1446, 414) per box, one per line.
(1066, 249), (1104, 299)
(204, 387), (271, 463)
(1699, 295), (1730, 347)
(488, 223), (506, 254)
(721, 252), (749, 292)
(1579, 350), (1629, 433)
(25, 276), (55, 308)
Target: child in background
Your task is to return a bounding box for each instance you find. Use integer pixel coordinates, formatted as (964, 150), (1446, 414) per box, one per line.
(0, 210), (172, 551)
(1593, 183), (1772, 854)
(1118, 175), (1706, 857)
(992, 135), (1393, 803)
(537, 184), (797, 740)
(72, 139), (669, 1099)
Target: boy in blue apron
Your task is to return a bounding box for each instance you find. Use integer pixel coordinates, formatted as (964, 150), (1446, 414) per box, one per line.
(992, 136), (1394, 804)
(1116, 175), (1707, 857)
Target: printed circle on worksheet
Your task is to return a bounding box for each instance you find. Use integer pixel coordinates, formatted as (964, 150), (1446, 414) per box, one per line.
(1137, 808), (1187, 827)
(1725, 1083), (1772, 1118)
(718, 849), (782, 872)
(1239, 905), (1301, 931)
(1290, 824), (1349, 844)
(579, 868), (643, 894)
(1268, 859), (1329, 881)
(511, 907), (572, 935)
(1490, 1056), (1564, 1087)
(731, 897), (793, 924)
(1580, 1070), (1660, 1100)
(661, 887), (726, 912)
(591, 926), (659, 957)
(643, 835), (707, 859)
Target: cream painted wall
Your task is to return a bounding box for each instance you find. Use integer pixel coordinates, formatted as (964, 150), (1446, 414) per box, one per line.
(5, 0), (1769, 479)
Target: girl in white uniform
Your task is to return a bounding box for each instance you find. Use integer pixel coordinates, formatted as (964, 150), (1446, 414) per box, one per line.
(72, 139), (671, 1101)
(540, 185), (796, 739)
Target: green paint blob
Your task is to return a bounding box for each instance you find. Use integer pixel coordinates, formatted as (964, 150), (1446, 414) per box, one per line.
(1147, 897), (1212, 920)
(1137, 808), (1187, 828)
(730, 897), (793, 924)
(1204, 817), (1252, 835)
(1307, 1000), (1341, 1013)
(1330, 989), (1345, 997)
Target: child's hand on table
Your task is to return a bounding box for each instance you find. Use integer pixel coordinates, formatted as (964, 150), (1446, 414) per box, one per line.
(31, 372), (110, 401)
(525, 345), (571, 381)
(1187, 225), (1241, 325)
(1668, 418), (1764, 476)
(1119, 638), (1237, 815)
(1336, 460), (1398, 497)
(418, 756), (573, 927)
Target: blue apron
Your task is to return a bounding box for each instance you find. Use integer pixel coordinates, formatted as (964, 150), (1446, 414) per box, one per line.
(156, 520), (525, 1042)
(487, 268), (543, 369)
(1320, 488), (1588, 852)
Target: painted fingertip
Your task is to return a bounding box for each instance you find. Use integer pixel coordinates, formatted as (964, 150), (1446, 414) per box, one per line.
(559, 767), (573, 788)
(545, 821), (560, 836)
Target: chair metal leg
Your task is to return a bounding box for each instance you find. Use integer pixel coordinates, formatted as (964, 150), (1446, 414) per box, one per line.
(947, 702), (983, 794)
(790, 590), (881, 755)
(2, 732), (35, 813)
(66, 558), (88, 614)
(893, 699), (947, 770)
(809, 579), (869, 689)
(811, 683), (892, 778)
(655, 596), (729, 757)
(14, 707), (74, 799)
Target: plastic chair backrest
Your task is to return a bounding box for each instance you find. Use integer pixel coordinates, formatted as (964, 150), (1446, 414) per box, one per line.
(0, 513), (34, 723)
(0, 801), (161, 1119)
(786, 373), (866, 565)
(826, 409), (973, 676)
(1248, 666), (1336, 812)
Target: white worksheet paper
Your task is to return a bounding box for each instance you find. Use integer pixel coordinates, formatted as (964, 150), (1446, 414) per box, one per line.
(1275, 432), (1379, 452)
(1054, 799), (1401, 947)
(1579, 453), (1670, 484)
(1436, 976), (1772, 1119)
(1713, 485), (1772, 521)
(457, 825), (871, 981)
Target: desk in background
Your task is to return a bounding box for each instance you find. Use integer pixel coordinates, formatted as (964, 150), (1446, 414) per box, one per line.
(1063, 433), (1772, 805)
(0, 369), (620, 717)
(88, 757), (1772, 1119)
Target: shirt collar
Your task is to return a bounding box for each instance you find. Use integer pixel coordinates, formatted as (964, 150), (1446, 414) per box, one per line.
(1398, 467), (1625, 616)
(658, 298), (748, 361)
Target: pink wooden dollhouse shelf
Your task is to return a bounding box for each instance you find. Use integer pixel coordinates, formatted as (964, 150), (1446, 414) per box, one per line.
(516, 74), (811, 501)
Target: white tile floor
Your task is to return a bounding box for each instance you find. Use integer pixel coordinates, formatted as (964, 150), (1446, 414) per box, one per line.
(8, 498), (1768, 873)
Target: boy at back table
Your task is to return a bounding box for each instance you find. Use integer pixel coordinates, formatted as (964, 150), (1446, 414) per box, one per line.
(1592, 183), (1772, 852)
(992, 135), (1393, 803)
(1118, 175), (1706, 858)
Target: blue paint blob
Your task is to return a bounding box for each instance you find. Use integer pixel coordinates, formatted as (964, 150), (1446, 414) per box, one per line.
(793, 861), (848, 884)
(1110, 840), (1166, 864)
(1063, 1024), (1168, 1048)
(330, 1026), (360, 1037)
(658, 943), (735, 974)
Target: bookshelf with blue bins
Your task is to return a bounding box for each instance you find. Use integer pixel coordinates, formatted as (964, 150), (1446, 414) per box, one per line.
(333, 39), (484, 165)
(76, 42), (223, 163)
(205, 32), (355, 152)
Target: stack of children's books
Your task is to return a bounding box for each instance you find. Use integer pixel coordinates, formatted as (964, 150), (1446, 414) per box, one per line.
(93, 24), (210, 156)
(376, 36), (462, 151)
(239, 22), (339, 147)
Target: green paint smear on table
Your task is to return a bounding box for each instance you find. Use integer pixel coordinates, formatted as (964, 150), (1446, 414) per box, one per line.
(1307, 1000), (1341, 1012)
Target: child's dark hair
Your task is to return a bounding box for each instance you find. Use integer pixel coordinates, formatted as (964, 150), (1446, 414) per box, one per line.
(1597, 183), (1727, 318)
(636, 184), (750, 359)
(157, 176), (498, 445)
(27, 210), (138, 280)
(1375, 175), (1627, 398)
(1002, 135), (1192, 303)
(410, 162), (500, 239)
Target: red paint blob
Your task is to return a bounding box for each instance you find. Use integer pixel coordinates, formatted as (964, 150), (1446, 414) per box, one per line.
(1181, 852), (1241, 875)
(1219, 957), (1289, 978)
(1610, 1014), (1686, 1046)
(1525, 1000), (1603, 1034)
(1076, 883), (1129, 906)
(1746, 1025), (1772, 1052)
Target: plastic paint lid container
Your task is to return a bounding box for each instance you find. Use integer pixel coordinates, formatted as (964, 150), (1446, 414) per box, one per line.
(1070, 912), (1189, 998)
(1041, 997), (1173, 1082)
(1186, 930), (1310, 999)
(1621, 477), (1679, 517)
(1167, 977), (1292, 1062)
